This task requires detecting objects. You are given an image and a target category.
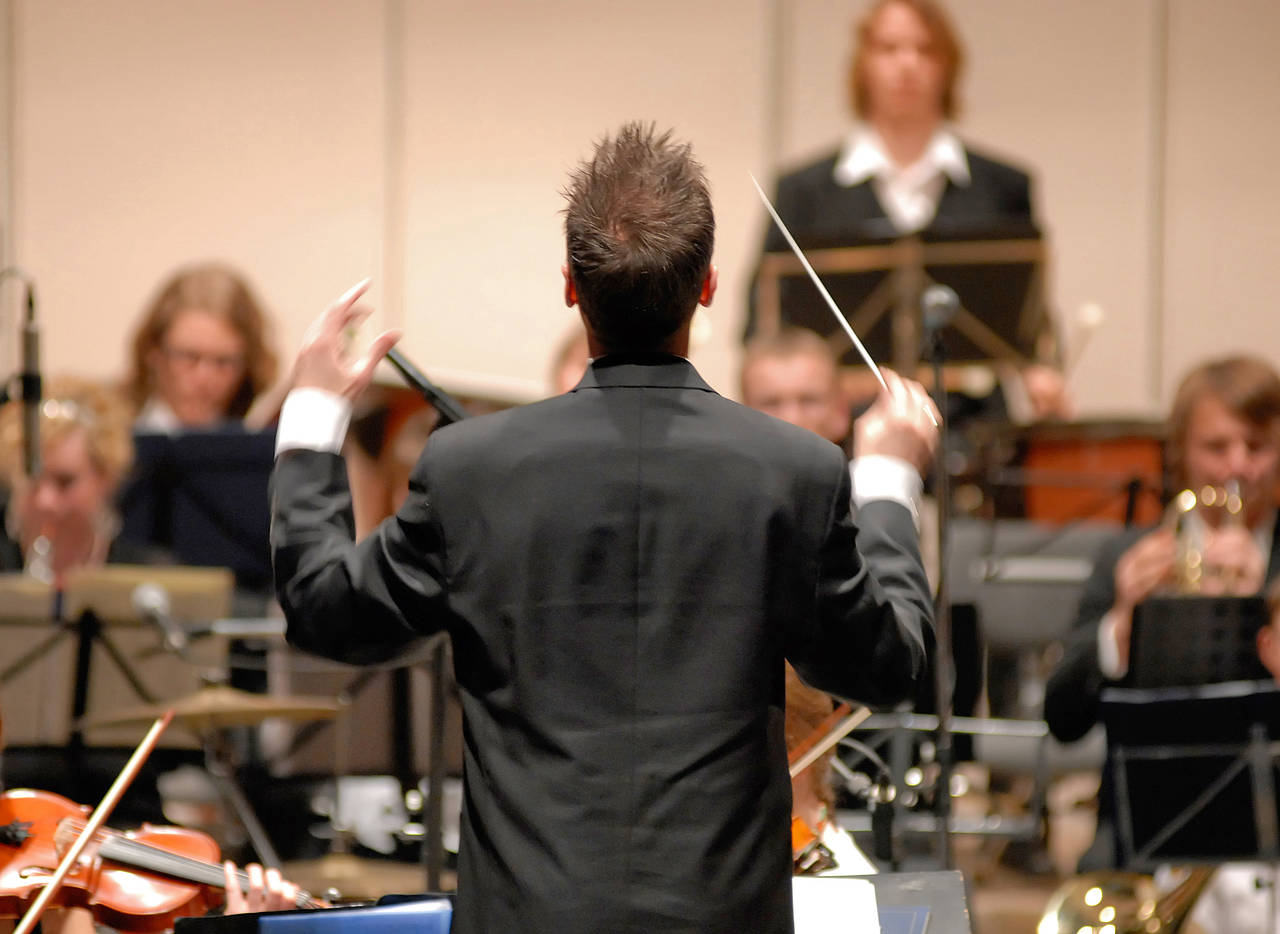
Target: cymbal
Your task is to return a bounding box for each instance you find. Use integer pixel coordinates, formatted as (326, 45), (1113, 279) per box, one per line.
(83, 684), (340, 731)
(282, 853), (454, 899)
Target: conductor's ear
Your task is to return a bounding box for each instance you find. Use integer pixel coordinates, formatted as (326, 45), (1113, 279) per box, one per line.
(699, 264), (718, 307)
(563, 264), (578, 308)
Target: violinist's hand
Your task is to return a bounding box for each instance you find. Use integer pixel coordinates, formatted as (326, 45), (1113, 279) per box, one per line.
(294, 279), (401, 401)
(853, 370), (940, 477)
(223, 861), (300, 914)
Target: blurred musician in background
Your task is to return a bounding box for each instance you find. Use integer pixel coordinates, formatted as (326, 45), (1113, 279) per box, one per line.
(749, 0), (1069, 423)
(271, 122), (936, 933)
(0, 377), (152, 580)
(124, 264), (280, 433)
(1044, 355), (1280, 869)
(741, 327), (852, 447)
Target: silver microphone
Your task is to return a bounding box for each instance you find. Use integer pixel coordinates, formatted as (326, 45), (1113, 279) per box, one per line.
(21, 283), (40, 478)
(921, 284), (960, 333)
(132, 582), (188, 655)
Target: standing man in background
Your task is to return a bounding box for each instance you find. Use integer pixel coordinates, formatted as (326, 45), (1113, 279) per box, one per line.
(271, 122), (938, 933)
(750, 0), (1068, 422)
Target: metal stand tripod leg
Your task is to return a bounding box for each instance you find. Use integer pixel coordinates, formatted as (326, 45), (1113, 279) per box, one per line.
(203, 734), (282, 869)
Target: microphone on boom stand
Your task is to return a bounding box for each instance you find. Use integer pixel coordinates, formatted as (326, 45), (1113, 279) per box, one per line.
(921, 283), (959, 870)
(1, 268), (41, 477)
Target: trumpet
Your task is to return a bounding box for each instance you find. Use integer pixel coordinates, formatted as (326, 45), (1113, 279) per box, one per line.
(1164, 480), (1246, 594)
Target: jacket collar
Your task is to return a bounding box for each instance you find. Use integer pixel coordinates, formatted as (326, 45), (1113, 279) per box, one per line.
(572, 353), (716, 393)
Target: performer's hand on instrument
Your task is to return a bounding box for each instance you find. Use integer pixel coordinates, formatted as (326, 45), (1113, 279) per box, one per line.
(853, 369), (940, 476)
(1111, 529), (1177, 666)
(294, 279), (401, 401)
(222, 861), (301, 915)
(1114, 529), (1176, 613)
(1022, 364), (1074, 421)
(1200, 525), (1264, 596)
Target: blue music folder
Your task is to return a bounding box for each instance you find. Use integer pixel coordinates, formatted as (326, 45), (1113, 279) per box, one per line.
(879, 904), (931, 934)
(258, 897), (451, 933)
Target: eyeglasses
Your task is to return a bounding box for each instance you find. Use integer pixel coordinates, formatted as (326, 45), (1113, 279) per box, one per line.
(160, 345), (246, 373)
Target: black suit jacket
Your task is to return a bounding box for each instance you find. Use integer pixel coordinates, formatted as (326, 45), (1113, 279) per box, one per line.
(271, 354), (931, 934)
(745, 142), (1035, 340)
(764, 145), (1032, 252)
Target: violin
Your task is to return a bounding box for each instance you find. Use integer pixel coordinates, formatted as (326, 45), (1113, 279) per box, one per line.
(790, 816), (837, 876)
(0, 789), (321, 931)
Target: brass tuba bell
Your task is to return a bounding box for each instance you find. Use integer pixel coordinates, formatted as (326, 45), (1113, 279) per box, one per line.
(1038, 867), (1216, 934)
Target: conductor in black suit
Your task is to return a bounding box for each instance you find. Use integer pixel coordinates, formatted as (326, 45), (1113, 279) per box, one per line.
(750, 0), (1069, 421)
(271, 122), (939, 933)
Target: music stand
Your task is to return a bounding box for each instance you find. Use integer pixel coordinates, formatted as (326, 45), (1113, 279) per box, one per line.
(117, 429), (276, 592)
(1103, 680), (1280, 870)
(1129, 596), (1269, 689)
(1102, 596), (1277, 869)
(0, 566), (233, 746)
(754, 223), (1048, 375)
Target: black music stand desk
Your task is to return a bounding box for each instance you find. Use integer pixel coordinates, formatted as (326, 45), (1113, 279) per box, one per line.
(1102, 680), (1280, 870)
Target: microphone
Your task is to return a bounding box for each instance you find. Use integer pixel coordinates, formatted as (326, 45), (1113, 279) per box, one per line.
(132, 582), (188, 656)
(921, 284), (960, 335)
(21, 282), (41, 478)
(869, 770), (897, 867)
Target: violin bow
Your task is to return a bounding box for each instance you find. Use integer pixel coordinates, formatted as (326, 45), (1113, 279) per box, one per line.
(749, 172), (938, 427)
(787, 702), (871, 779)
(13, 710), (174, 934)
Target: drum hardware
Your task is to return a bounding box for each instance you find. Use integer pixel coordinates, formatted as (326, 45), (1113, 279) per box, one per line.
(84, 685), (339, 869)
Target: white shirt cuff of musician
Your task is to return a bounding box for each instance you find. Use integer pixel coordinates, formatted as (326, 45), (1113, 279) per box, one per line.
(1097, 608), (1129, 680)
(850, 455), (922, 528)
(274, 387), (352, 456)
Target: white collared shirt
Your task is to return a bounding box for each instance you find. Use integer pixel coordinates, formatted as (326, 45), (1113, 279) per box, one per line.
(134, 397), (185, 434)
(832, 126), (971, 234)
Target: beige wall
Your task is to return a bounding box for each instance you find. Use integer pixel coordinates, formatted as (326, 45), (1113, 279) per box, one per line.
(1, 0), (1278, 413)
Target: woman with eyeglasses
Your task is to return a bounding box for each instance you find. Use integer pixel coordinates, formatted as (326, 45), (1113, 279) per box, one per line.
(123, 265), (279, 433)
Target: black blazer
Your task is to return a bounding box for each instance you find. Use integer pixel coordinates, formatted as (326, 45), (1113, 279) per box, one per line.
(746, 143), (1035, 340)
(271, 354), (932, 934)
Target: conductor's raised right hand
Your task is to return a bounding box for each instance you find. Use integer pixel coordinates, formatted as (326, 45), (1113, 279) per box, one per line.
(294, 279), (402, 400)
(853, 370), (940, 477)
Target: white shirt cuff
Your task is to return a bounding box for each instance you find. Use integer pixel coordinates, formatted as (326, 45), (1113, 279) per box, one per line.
(849, 455), (922, 525)
(275, 387), (352, 456)
(1097, 608), (1128, 680)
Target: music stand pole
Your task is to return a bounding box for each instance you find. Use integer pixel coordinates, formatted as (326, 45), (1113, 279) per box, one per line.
(384, 349), (466, 891)
(924, 297), (955, 870)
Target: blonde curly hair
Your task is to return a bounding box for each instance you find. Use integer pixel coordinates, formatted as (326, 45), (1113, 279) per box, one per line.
(0, 376), (134, 490)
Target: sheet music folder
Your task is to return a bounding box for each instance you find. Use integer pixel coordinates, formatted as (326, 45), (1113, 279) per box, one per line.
(756, 220), (1046, 373)
(1128, 595), (1269, 689)
(1102, 681), (1280, 868)
(117, 429), (275, 590)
